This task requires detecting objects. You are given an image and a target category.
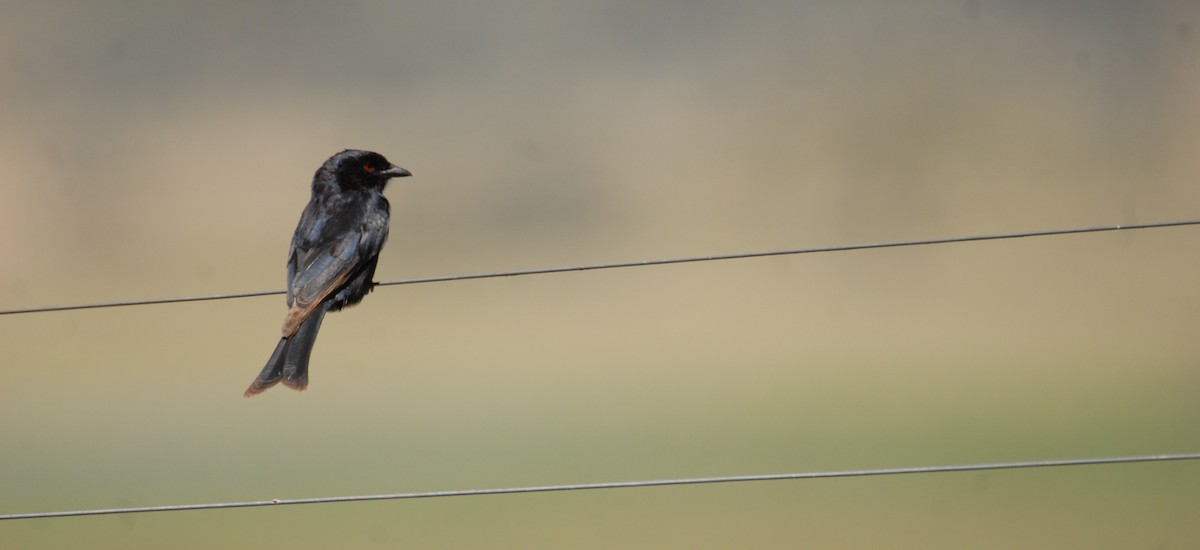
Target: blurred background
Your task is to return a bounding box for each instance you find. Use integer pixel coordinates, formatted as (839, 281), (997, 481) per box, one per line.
(3, 1), (1200, 548)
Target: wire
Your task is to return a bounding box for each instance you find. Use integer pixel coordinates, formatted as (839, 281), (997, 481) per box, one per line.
(2, 452), (1197, 521)
(0, 289), (285, 316)
(2, 218), (1197, 317)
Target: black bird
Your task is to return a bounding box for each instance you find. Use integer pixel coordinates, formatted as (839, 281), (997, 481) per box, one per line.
(244, 150), (412, 397)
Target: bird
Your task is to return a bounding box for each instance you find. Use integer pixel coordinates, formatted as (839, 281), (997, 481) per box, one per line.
(244, 149), (412, 397)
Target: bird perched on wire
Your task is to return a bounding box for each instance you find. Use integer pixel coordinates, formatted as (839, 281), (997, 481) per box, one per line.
(244, 149), (412, 397)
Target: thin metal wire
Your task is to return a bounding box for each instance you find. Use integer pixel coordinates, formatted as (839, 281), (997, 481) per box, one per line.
(2, 453), (1197, 521)
(0, 289), (286, 315)
(2, 218), (1198, 317)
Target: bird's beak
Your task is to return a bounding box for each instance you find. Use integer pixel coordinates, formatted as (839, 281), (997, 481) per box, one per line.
(382, 165), (412, 178)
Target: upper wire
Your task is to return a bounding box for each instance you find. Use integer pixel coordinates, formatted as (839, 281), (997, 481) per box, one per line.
(2, 218), (1197, 316)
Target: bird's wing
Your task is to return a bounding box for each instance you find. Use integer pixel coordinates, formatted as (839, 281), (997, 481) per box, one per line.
(278, 195), (390, 337)
(279, 229), (361, 337)
(278, 197), (369, 336)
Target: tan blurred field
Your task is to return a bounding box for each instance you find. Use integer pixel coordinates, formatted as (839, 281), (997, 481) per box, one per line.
(3, 2), (1200, 548)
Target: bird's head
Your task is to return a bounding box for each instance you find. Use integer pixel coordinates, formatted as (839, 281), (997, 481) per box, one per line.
(317, 149), (412, 191)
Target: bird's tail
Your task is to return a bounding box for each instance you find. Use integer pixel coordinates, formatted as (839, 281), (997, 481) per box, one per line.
(243, 306), (327, 397)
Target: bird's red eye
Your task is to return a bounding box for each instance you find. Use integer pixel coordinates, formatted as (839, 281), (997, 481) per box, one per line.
(363, 164), (375, 172)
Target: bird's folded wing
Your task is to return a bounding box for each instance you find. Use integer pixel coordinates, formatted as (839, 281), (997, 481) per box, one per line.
(280, 232), (361, 337)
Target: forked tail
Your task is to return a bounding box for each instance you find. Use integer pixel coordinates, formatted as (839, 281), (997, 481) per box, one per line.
(243, 306), (327, 397)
